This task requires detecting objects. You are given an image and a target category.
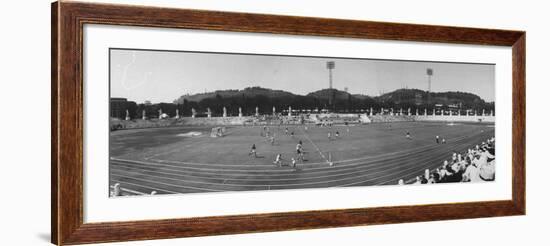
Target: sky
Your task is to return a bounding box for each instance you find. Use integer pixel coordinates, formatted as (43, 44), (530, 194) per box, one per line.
(110, 49), (495, 104)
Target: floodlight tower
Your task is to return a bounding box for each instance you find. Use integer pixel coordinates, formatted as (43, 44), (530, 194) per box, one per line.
(327, 61), (335, 107)
(426, 68), (433, 106)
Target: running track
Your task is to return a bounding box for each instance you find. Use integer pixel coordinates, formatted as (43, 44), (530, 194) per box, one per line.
(110, 128), (493, 194)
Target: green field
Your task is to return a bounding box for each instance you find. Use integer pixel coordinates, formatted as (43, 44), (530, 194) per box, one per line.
(109, 121), (495, 195)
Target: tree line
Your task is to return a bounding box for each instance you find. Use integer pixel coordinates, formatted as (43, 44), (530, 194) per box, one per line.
(115, 92), (495, 119)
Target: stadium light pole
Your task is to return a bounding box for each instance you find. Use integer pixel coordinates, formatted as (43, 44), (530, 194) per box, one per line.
(327, 61), (335, 109)
(426, 68), (433, 106)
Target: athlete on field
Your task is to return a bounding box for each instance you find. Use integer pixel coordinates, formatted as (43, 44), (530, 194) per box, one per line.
(248, 144), (257, 158)
(273, 153), (283, 167)
(291, 158), (297, 168)
(296, 142), (304, 161)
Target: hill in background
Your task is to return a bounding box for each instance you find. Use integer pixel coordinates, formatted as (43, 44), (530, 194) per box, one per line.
(174, 87), (295, 104)
(174, 86), (491, 110)
(116, 86), (494, 119)
(376, 88), (488, 108)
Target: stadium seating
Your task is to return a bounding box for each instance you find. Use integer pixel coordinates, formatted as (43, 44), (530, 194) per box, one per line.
(110, 116), (252, 130)
(415, 115), (495, 122)
(403, 136), (495, 185)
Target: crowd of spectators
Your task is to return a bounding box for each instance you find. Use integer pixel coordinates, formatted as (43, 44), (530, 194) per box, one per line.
(399, 137), (496, 185)
(369, 115), (415, 123)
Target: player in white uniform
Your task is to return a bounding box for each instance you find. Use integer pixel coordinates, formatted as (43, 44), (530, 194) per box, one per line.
(273, 154), (283, 167)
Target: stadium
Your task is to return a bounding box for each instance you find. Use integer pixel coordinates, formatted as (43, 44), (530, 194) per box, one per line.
(109, 51), (496, 197)
(109, 110), (495, 196)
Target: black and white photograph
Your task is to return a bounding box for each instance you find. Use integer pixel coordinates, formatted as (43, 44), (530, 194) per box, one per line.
(108, 48), (496, 197)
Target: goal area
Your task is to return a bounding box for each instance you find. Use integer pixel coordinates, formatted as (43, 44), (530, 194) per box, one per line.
(210, 127), (226, 137)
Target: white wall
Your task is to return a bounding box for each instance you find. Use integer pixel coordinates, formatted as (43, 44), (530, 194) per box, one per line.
(0, 0), (547, 245)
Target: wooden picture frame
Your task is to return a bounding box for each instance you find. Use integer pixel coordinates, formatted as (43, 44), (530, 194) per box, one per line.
(51, 1), (525, 245)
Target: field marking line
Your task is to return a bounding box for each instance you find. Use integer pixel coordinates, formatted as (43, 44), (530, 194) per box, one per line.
(298, 127), (330, 164)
